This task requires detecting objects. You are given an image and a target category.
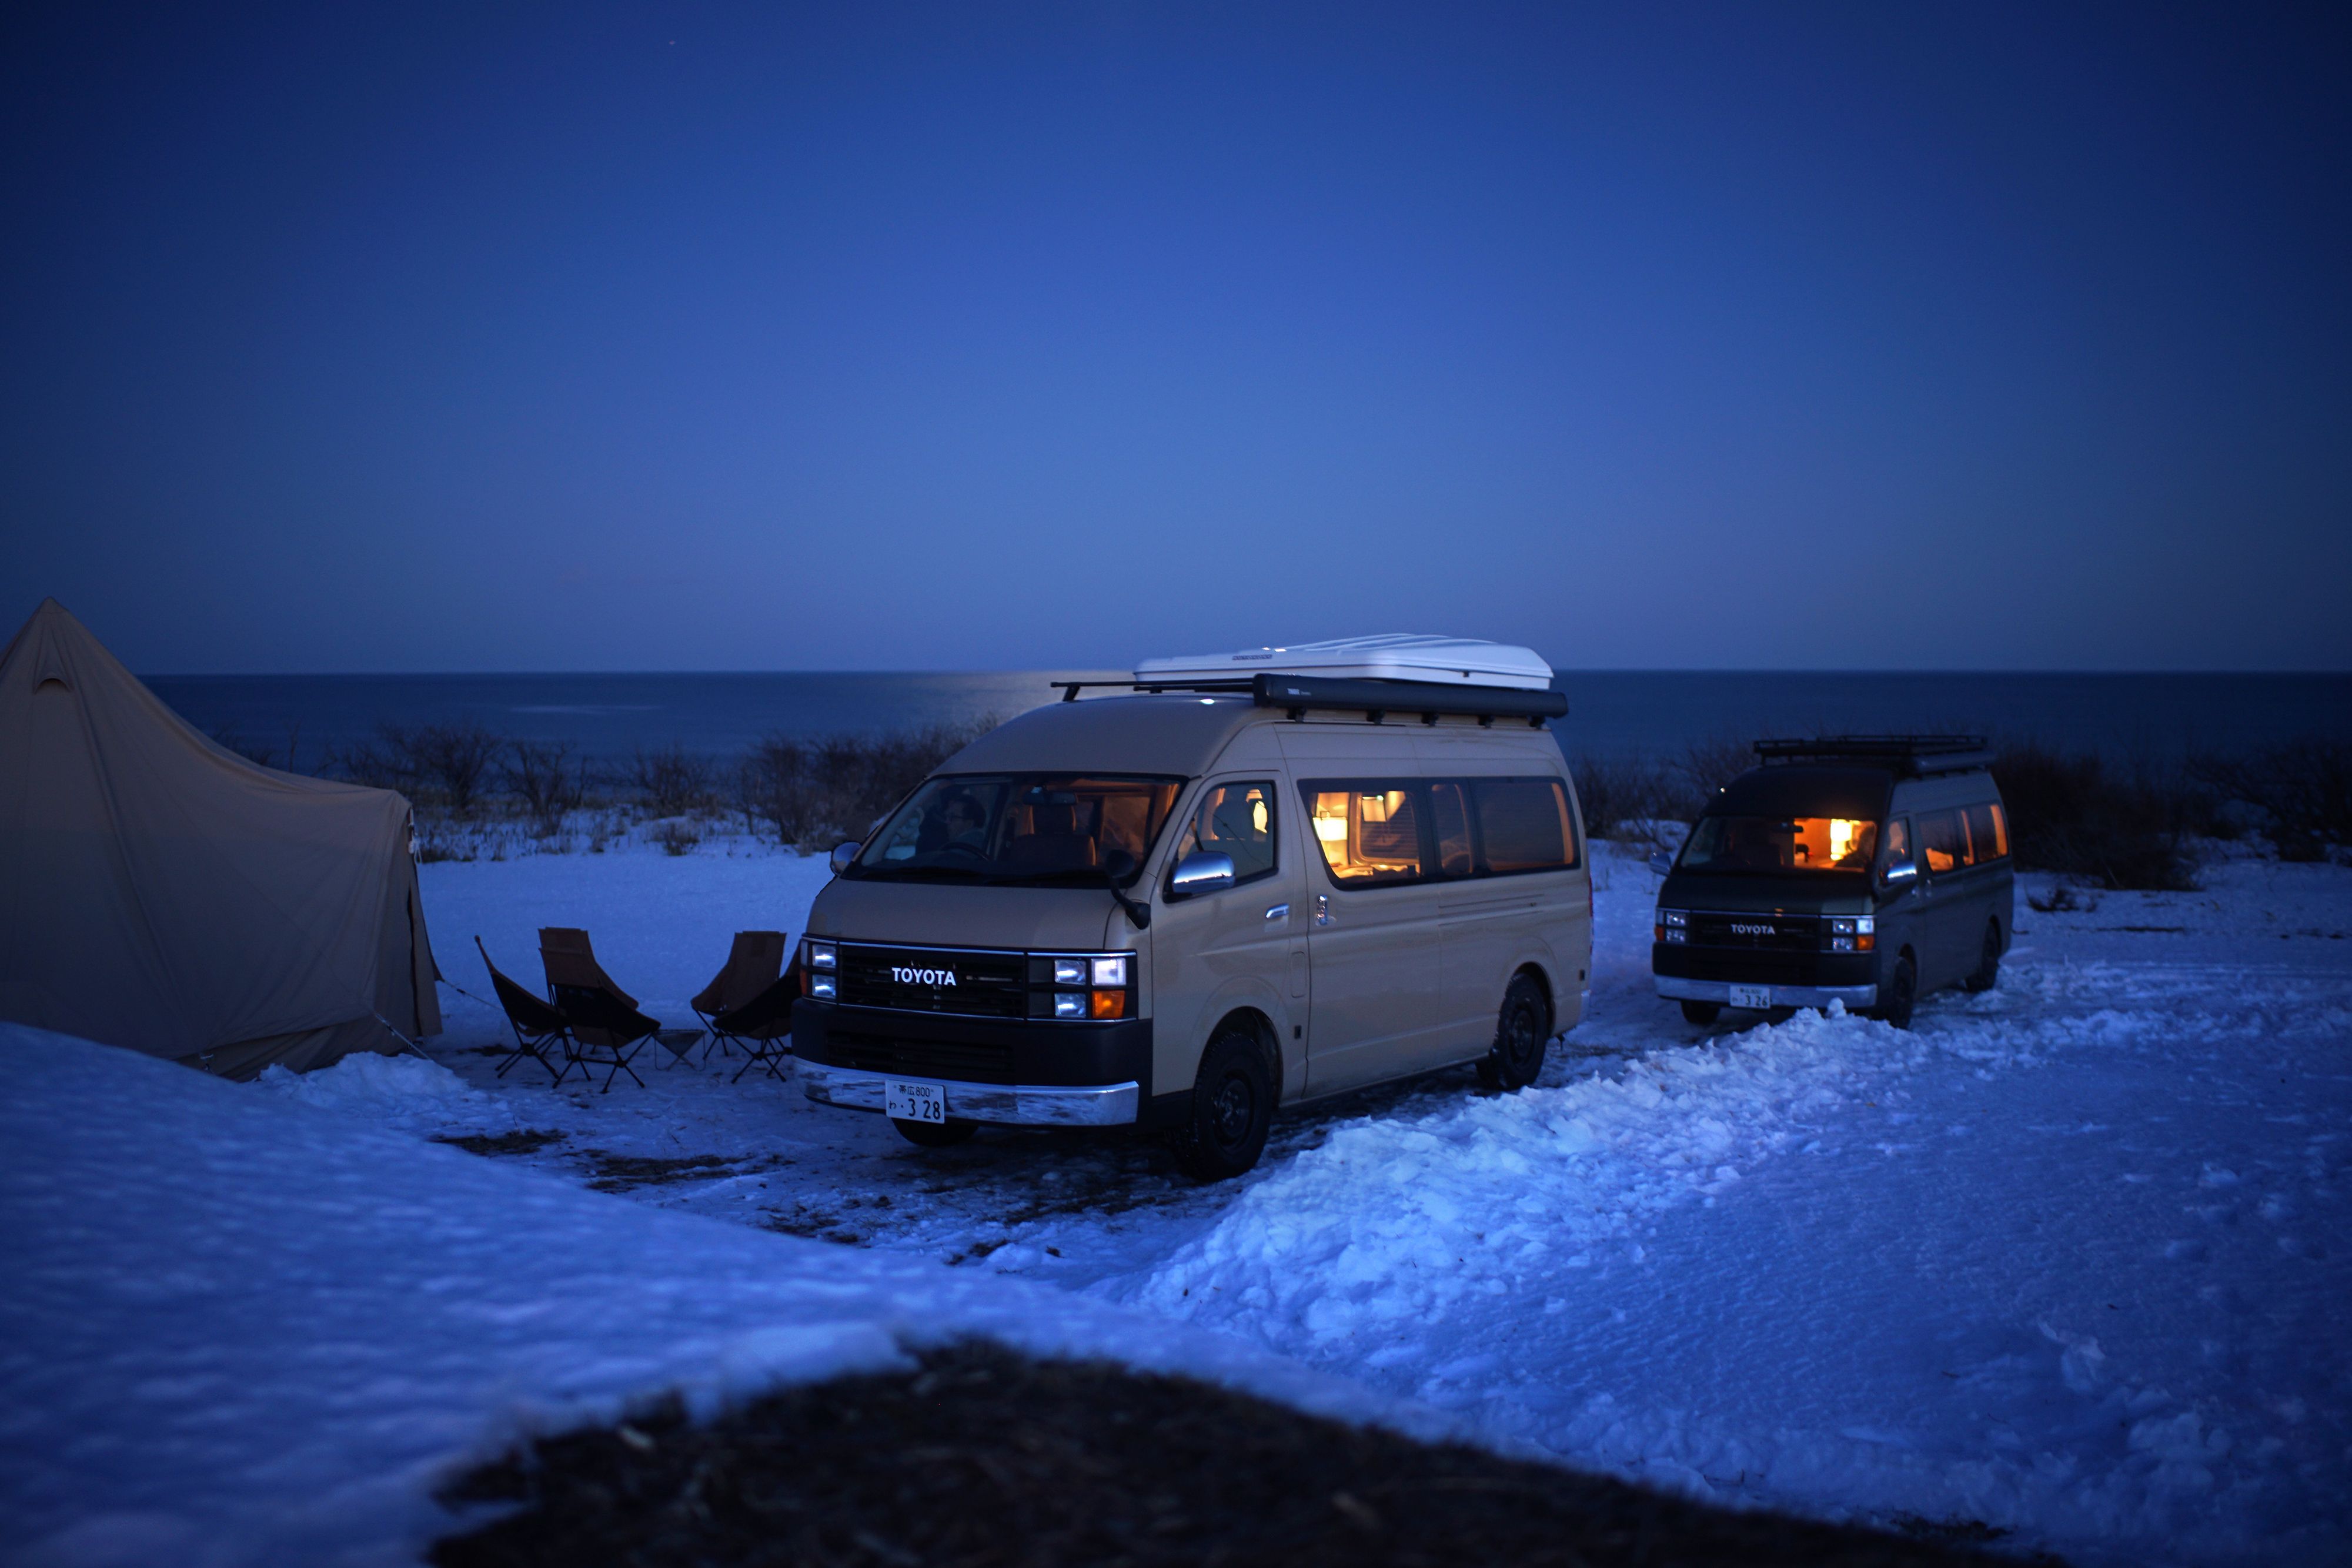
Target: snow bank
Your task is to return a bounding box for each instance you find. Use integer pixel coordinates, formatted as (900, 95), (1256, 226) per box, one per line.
(1124, 1005), (1929, 1354)
(255, 1051), (519, 1136)
(0, 1025), (1443, 1568)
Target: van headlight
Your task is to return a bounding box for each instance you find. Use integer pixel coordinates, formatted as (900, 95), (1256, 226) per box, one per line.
(1033, 952), (1134, 1021)
(1826, 917), (1875, 953)
(806, 940), (837, 998)
(1656, 909), (1688, 944)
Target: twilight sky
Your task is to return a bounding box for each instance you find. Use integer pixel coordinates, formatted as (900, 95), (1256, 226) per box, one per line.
(3, 4), (2347, 673)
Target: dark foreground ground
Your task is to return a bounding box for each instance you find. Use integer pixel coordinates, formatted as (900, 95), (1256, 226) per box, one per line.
(434, 1341), (2042, 1568)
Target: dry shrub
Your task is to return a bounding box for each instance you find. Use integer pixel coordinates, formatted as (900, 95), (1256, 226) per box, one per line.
(1569, 753), (1674, 841)
(1990, 742), (2201, 891)
(332, 720), (502, 815)
(503, 740), (586, 837)
(735, 718), (998, 848)
(630, 743), (717, 815)
(2191, 738), (2352, 861)
(1669, 735), (1758, 820)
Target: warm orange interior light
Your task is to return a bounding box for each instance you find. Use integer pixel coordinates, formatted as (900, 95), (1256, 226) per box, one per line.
(1090, 989), (1126, 1019)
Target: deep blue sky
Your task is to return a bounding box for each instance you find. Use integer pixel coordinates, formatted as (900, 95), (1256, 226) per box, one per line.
(4, 4), (2347, 673)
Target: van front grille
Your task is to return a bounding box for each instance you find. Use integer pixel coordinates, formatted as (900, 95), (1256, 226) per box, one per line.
(1685, 912), (1822, 951)
(835, 944), (1029, 1019)
(826, 1029), (1015, 1085)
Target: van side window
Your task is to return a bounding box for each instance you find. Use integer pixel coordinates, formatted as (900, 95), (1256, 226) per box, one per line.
(1917, 808), (1967, 874)
(1882, 817), (1913, 874)
(1302, 783), (1425, 885)
(1431, 783), (1474, 877)
(1965, 802), (2008, 864)
(1472, 778), (1579, 874)
(1176, 781), (1278, 885)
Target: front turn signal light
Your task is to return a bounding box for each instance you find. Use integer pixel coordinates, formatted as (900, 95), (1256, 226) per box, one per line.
(1090, 989), (1127, 1019)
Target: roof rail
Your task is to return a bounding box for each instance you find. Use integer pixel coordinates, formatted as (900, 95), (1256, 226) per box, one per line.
(1050, 673), (1568, 728)
(1752, 734), (1993, 776)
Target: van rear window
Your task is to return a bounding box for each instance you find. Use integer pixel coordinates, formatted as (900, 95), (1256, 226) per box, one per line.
(1679, 815), (1878, 874)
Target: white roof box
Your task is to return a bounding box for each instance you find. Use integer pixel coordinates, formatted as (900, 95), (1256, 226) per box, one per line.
(1135, 634), (1554, 692)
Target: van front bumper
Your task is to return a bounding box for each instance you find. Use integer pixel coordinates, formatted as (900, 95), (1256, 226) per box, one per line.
(791, 998), (1152, 1127)
(796, 1059), (1140, 1127)
(1653, 975), (1877, 1011)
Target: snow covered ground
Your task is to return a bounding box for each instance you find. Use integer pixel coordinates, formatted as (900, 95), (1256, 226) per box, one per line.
(6, 834), (2347, 1566)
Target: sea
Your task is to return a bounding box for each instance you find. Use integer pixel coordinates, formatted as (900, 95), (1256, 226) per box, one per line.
(145, 670), (2351, 774)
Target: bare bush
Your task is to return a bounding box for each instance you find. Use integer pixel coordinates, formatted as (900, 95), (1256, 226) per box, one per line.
(1666, 735), (1758, 821)
(505, 740), (586, 835)
(651, 820), (701, 857)
(734, 718), (997, 847)
(1568, 753), (1675, 841)
(631, 743), (717, 815)
(2191, 738), (2352, 861)
(331, 720), (501, 814)
(1989, 742), (2201, 891)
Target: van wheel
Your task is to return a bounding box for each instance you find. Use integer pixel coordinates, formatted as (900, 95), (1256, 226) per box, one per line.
(1169, 1031), (1272, 1182)
(1963, 921), (2002, 992)
(1679, 999), (1721, 1026)
(1875, 955), (1917, 1030)
(1477, 977), (1550, 1091)
(893, 1117), (977, 1148)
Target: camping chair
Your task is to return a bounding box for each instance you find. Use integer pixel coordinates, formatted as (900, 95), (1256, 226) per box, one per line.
(538, 928), (660, 1092)
(475, 937), (567, 1082)
(711, 958), (802, 1084)
(691, 930), (787, 1062)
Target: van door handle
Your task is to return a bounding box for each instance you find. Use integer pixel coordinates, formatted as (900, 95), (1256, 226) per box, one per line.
(1315, 894), (1332, 927)
(1264, 904), (1289, 922)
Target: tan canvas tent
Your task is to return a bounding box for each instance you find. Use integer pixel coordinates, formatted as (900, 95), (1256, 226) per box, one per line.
(0, 599), (440, 1078)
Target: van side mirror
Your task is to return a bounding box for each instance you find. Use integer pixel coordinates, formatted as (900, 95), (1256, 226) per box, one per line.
(1646, 849), (1675, 877)
(1169, 850), (1237, 899)
(829, 841), (861, 876)
(1881, 858), (1918, 886)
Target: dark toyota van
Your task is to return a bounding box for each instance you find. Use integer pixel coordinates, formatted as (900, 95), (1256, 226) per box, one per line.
(1649, 736), (2013, 1029)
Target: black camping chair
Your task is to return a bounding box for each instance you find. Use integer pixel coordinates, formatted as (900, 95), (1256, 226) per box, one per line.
(711, 961), (800, 1084)
(538, 928), (661, 1094)
(549, 982), (661, 1093)
(691, 930), (787, 1064)
(476, 937), (567, 1083)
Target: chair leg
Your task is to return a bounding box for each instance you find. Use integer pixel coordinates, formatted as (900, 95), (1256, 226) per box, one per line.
(602, 1041), (647, 1092)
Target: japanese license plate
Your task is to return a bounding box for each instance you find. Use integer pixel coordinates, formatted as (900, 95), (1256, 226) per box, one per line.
(886, 1078), (947, 1124)
(1729, 984), (1772, 1011)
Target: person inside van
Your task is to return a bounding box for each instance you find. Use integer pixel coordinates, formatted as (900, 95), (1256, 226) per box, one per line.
(939, 790), (986, 851)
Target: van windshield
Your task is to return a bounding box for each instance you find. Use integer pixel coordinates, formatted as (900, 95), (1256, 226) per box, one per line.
(851, 774), (1183, 885)
(1678, 815), (1878, 874)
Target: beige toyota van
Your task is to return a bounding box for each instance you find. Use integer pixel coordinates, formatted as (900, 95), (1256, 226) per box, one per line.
(791, 637), (1593, 1179)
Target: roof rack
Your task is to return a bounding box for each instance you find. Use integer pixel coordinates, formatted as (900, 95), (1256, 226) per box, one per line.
(1050, 673), (1568, 728)
(1752, 734), (1993, 777)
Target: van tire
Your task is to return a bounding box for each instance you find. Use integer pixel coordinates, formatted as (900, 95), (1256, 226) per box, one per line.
(1679, 999), (1721, 1026)
(1476, 977), (1550, 1091)
(893, 1117), (977, 1148)
(1875, 954), (1917, 1030)
(1169, 1031), (1272, 1182)
(1963, 921), (2002, 992)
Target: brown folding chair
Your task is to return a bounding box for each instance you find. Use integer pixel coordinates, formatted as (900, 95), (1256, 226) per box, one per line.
(538, 928), (659, 1092)
(711, 958), (801, 1083)
(476, 937), (567, 1082)
(692, 930), (786, 1063)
